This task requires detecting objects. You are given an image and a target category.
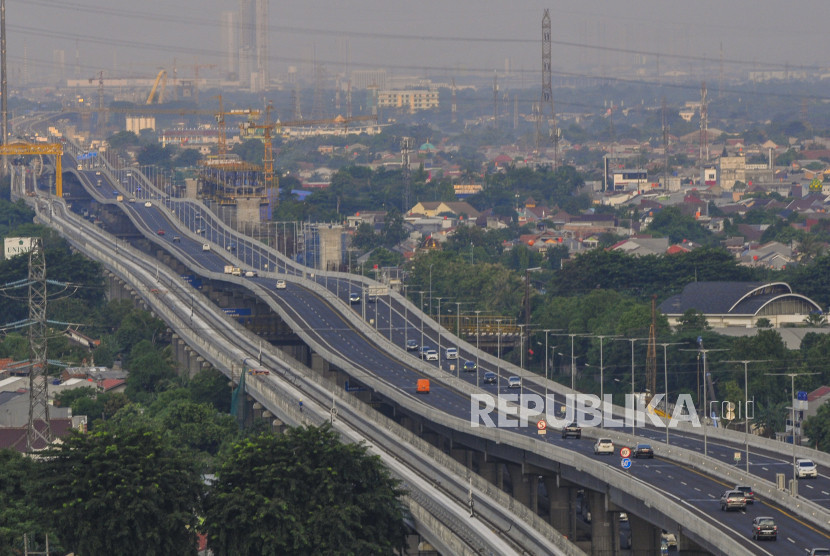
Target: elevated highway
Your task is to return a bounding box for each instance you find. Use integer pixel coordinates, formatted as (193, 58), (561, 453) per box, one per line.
(14, 125), (830, 554)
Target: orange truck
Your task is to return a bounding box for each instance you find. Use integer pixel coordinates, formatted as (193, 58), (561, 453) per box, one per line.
(416, 379), (430, 394)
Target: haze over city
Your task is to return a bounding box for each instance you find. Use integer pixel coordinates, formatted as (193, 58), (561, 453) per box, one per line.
(8, 0), (830, 87)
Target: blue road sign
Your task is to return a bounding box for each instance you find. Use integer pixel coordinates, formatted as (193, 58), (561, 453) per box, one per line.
(797, 391), (808, 401)
(621, 458), (632, 469)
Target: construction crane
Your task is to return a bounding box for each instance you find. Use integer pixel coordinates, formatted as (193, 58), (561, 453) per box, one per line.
(239, 101), (276, 194)
(214, 94), (260, 156)
(0, 142), (64, 196)
(146, 70), (168, 104)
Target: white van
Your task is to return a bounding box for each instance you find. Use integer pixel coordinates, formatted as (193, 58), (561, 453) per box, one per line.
(202, 244), (210, 251)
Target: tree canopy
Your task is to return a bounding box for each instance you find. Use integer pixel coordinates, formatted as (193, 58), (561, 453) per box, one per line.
(203, 426), (407, 556)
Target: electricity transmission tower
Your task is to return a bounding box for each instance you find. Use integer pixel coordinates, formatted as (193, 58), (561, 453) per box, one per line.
(27, 238), (51, 451)
(540, 9), (559, 168)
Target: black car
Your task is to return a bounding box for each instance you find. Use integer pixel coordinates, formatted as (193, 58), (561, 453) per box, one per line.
(562, 422), (581, 439)
(751, 516), (777, 540)
(633, 443), (654, 458)
(482, 371), (497, 384)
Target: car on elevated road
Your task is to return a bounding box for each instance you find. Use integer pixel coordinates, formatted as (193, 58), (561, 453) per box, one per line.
(405, 339), (419, 351)
(751, 516), (777, 540)
(593, 438), (614, 455)
(734, 485), (754, 504)
(482, 371), (497, 384)
(275, 279), (287, 289)
(561, 422), (581, 439)
(348, 292), (360, 304)
(719, 490), (746, 511)
(463, 360), (477, 372)
(633, 443), (654, 458)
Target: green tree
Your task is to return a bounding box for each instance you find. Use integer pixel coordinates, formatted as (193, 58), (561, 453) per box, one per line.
(676, 309), (710, 331)
(803, 402), (830, 452)
(0, 450), (51, 553)
(124, 340), (177, 402)
(106, 130), (139, 149)
(645, 206), (713, 244)
(35, 428), (202, 555)
(204, 426), (407, 556)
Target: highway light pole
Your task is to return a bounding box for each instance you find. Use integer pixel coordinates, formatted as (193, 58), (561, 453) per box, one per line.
(496, 319), (503, 390)
(723, 359), (769, 473)
(544, 328), (554, 411)
(658, 342), (683, 445)
(428, 263), (434, 317)
(436, 297), (444, 367)
(475, 310), (482, 383)
(767, 371), (817, 488)
(594, 334), (618, 428)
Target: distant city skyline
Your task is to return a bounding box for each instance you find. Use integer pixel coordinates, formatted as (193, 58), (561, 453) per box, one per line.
(7, 0), (830, 88)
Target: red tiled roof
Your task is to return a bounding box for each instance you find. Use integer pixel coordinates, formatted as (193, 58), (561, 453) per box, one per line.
(807, 386), (830, 403)
(99, 379), (126, 392)
(0, 418), (75, 452)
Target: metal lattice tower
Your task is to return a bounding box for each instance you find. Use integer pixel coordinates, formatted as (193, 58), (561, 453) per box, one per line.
(401, 137), (412, 211)
(541, 9), (558, 168)
(662, 97), (669, 191)
(645, 295), (658, 401)
(451, 78), (457, 124)
(699, 82), (708, 175)
(27, 238), (51, 451)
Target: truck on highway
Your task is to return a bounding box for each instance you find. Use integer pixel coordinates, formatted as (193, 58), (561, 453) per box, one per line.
(231, 267), (242, 276)
(116, 195), (124, 202)
(224, 265), (234, 274)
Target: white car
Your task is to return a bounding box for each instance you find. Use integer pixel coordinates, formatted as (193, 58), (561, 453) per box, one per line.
(425, 349), (439, 361)
(508, 376), (521, 388)
(445, 347), (458, 359)
(201, 244), (210, 251)
(593, 438), (614, 455)
(144, 201), (152, 207)
(796, 458), (818, 479)
(275, 279), (287, 289)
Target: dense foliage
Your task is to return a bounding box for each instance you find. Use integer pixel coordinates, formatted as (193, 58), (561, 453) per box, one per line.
(203, 426), (408, 556)
(35, 427), (203, 556)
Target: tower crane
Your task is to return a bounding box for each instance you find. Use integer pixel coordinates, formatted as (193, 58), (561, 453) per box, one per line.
(239, 101), (276, 194)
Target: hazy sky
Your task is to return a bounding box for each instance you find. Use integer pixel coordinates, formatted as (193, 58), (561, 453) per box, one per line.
(8, 0), (830, 85)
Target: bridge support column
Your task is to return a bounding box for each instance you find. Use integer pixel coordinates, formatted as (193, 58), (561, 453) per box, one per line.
(449, 447), (471, 469)
(544, 477), (573, 538)
(506, 463), (531, 506)
(310, 353), (329, 374)
(477, 458), (498, 486)
(528, 473), (539, 514)
(589, 491), (614, 555)
(629, 513), (661, 554)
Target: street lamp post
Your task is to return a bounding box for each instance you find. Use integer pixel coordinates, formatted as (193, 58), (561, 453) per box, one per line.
(544, 328), (554, 411)
(621, 337), (648, 436)
(767, 371), (817, 488)
(496, 319), (503, 390)
(594, 334), (618, 428)
(436, 297), (444, 367)
(428, 263), (435, 317)
(475, 311), (482, 383)
(658, 342), (683, 445)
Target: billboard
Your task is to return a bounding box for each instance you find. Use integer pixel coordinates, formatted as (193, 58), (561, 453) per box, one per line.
(4, 237), (35, 259)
